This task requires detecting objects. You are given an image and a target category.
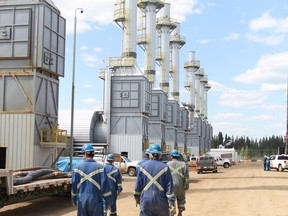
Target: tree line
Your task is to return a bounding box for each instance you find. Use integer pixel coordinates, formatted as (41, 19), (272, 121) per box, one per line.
(212, 132), (286, 159)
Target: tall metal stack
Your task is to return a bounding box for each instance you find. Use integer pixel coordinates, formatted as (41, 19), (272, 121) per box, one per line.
(93, 0), (153, 160)
(94, 0), (213, 158)
(184, 52), (200, 155)
(0, 0), (66, 169)
(169, 22), (186, 152)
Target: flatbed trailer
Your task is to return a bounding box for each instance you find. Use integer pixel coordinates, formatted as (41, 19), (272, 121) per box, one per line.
(0, 169), (72, 208)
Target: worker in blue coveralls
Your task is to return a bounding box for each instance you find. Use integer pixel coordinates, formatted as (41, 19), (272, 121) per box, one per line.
(103, 153), (123, 216)
(263, 155), (267, 171)
(167, 149), (190, 216)
(137, 148), (150, 173)
(71, 144), (112, 216)
(266, 155), (270, 171)
(134, 143), (175, 216)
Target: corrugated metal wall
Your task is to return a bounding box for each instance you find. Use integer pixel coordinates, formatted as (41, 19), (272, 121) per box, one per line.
(58, 110), (95, 142)
(110, 135), (143, 161)
(0, 114), (34, 169)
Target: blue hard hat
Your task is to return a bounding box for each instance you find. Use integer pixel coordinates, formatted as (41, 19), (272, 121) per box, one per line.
(149, 144), (161, 154)
(170, 149), (180, 157)
(107, 153), (114, 161)
(145, 148), (150, 154)
(81, 144), (94, 153)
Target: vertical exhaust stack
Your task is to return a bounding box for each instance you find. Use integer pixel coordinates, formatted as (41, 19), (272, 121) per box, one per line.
(204, 82), (211, 121)
(156, 3), (176, 94)
(184, 51), (200, 129)
(170, 23), (186, 102)
(111, 0), (138, 73)
(114, 0), (137, 59)
(200, 75), (208, 119)
(195, 68), (204, 117)
(137, 0), (164, 83)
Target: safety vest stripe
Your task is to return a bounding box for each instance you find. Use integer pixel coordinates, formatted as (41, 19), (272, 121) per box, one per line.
(117, 183), (122, 187)
(140, 167), (168, 191)
(107, 169), (118, 182)
(74, 168), (103, 190)
(168, 164), (185, 178)
(166, 192), (174, 198)
(103, 191), (112, 197)
(134, 191), (141, 195)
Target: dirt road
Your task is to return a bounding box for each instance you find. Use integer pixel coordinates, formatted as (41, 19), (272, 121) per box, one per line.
(1, 161), (288, 216)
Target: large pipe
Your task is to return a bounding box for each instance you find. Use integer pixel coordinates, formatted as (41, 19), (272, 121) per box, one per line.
(200, 75), (208, 119)
(170, 23), (185, 101)
(138, 0), (164, 83)
(195, 68), (204, 117)
(114, 0), (137, 59)
(204, 82), (211, 121)
(156, 3), (175, 94)
(184, 51), (200, 128)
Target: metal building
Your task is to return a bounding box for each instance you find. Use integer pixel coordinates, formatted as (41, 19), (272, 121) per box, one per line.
(0, 0), (66, 169)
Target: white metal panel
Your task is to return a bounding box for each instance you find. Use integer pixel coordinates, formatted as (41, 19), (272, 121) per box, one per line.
(58, 110), (95, 142)
(110, 135), (143, 161)
(0, 114), (34, 169)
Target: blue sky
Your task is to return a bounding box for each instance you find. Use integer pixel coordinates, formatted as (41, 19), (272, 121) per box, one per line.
(53, 0), (288, 140)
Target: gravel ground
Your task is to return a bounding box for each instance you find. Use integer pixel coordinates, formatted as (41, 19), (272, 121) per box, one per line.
(1, 160), (287, 216)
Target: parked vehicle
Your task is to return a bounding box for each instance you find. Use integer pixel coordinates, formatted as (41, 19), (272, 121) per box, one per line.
(188, 156), (199, 167)
(215, 156), (231, 168)
(269, 155), (288, 172)
(160, 153), (186, 164)
(95, 154), (139, 176)
(196, 156), (218, 174)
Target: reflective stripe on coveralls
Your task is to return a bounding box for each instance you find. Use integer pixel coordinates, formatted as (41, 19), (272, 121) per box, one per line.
(74, 168), (103, 190)
(137, 166), (175, 199)
(107, 169), (118, 183)
(139, 166), (168, 191)
(169, 163), (186, 178)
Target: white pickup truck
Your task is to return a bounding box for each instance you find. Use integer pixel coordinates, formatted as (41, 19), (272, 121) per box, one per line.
(95, 154), (139, 177)
(215, 157), (231, 168)
(269, 154), (288, 172)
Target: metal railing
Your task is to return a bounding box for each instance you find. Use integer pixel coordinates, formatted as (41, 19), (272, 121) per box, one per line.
(40, 128), (67, 147)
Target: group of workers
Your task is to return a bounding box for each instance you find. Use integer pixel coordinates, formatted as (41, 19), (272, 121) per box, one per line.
(71, 143), (189, 216)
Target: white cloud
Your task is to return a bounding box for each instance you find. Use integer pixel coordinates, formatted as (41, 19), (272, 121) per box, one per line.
(93, 47), (103, 53)
(209, 81), (230, 92)
(249, 11), (288, 33)
(246, 115), (274, 121)
(219, 89), (267, 108)
(80, 53), (99, 67)
(246, 11), (288, 45)
(166, 0), (201, 22)
(223, 32), (240, 41)
(83, 84), (94, 89)
(80, 46), (88, 51)
(80, 98), (97, 104)
(53, 0), (115, 34)
(197, 39), (210, 44)
(233, 52), (288, 84)
(260, 83), (287, 92)
(213, 113), (243, 120)
(245, 32), (285, 45)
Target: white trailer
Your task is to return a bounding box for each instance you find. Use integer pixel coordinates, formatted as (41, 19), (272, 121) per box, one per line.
(207, 148), (238, 165)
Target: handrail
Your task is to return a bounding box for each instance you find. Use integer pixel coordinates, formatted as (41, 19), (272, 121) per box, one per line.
(40, 128), (67, 147)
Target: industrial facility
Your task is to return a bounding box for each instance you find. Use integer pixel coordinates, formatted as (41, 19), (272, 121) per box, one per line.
(0, 0), (213, 170)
